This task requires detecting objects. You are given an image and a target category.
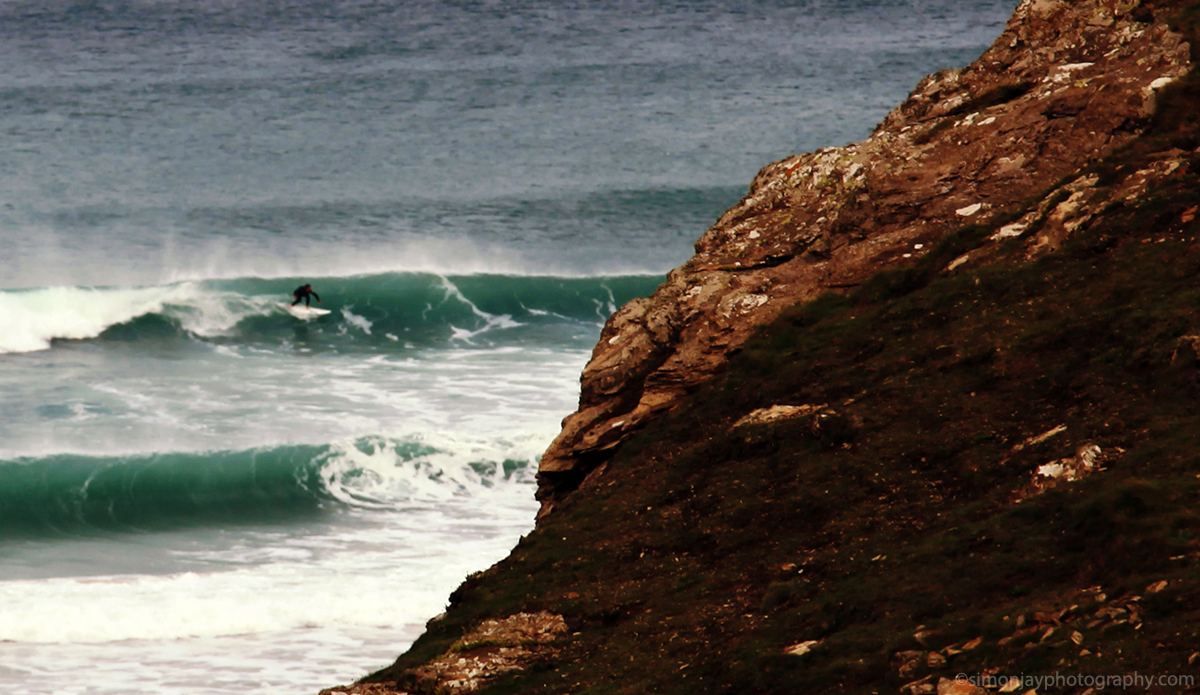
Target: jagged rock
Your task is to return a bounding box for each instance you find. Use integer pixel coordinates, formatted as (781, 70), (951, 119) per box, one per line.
(398, 612), (568, 694)
(1026, 442), (1128, 497)
(1036, 443), (1102, 481)
(892, 649), (927, 667)
(913, 628), (941, 645)
(535, 0), (1193, 514)
(319, 686), (409, 695)
(734, 404), (827, 428)
(936, 676), (988, 695)
(892, 650), (927, 679)
(784, 639), (821, 656)
(1146, 580), (1169, 594)
(904, 678), (936, 695)
(1012, 425), (1067, 452)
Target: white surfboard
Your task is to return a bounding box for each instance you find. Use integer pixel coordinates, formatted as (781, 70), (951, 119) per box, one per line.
(281, 303), (331, 319)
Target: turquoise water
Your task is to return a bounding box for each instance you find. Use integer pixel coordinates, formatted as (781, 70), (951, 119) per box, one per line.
(0, 0), (1016, 692)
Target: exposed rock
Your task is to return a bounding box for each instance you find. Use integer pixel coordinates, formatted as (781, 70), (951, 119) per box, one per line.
(319, 685), (410, 695)
(937, 676), (988, 695)
(1026, 442), (1128, 498)
(903, 677), (937, 695)
(733, 403), (827, 428)
(784, 639), (821, 656)
(1036, 443), (1102, 481)
(535, 0), (1193, 514)
(1012, 425), (1067, 452)
(355, 612), (568, 695)
(892, 649), (927, 679)
(913, 628), (941, 645)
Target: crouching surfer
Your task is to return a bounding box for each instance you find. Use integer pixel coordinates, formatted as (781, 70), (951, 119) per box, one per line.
(291, 284), (321, 307)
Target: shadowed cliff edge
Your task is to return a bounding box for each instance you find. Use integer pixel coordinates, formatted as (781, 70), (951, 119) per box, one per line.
(323, 0), (1200, 693)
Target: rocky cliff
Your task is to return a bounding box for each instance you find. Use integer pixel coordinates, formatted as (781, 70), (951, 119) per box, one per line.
(324, 1), (1200, 693)
(536, 0), (1191, 515)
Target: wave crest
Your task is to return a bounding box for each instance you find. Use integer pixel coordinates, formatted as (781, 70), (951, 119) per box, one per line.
(0, 283), (276, 354)
(0, 272), (662, 354)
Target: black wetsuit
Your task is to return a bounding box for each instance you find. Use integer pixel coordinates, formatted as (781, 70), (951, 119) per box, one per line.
(291, 285), (320, 307)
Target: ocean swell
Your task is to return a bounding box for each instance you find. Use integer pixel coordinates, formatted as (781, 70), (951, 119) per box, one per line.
(0, 436), (534, 537)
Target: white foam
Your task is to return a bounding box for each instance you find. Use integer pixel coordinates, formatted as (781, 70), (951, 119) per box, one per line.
(436, 275), (522, 344)
(0, 556), (462, 643)
(0, 286), (163, 353)
(316, 432), (540, 509)
(0, 625), (418, 695)
(0, 432), (539, 645)
(339, 307), (373, 335)
(0, 283), (278, 354)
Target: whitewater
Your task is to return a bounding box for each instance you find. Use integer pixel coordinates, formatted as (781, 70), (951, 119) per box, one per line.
(0, 0), (1016, 693)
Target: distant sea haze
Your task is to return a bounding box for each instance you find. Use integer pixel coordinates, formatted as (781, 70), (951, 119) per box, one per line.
(0, 1), (1016, 693)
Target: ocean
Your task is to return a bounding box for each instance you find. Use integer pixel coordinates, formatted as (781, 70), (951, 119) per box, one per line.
(0, 0), (1015, 692)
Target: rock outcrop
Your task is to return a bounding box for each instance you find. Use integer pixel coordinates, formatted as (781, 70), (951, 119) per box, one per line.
(321, 612), (568, 695)
(326, 2), (1200, 693)
(536, 0), (1192, 514)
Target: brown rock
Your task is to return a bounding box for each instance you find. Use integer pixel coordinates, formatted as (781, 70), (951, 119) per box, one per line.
(937, 677), (988, 695)
(318, 686), (410, 695)
(397, 612), (569, 694)
(535, 0), (1193, 513)
(892, 650), (927, 669)
(785, 639), (821, 656)
(733, 404), (827, 428)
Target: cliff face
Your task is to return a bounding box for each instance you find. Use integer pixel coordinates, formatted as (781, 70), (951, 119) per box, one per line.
(324, 1), (1200, 694)
(536, 0), (1192, 514)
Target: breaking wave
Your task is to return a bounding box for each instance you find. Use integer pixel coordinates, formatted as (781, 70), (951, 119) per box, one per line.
(0, 272), (662, 354)
(0, 435), (536, 536)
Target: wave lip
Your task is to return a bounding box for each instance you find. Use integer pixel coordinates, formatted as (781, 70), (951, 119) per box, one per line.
(0, 286), (164, 354)
(0, 283), (276, 354)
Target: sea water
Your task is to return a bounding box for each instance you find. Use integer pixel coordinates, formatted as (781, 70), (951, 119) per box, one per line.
(0, 1), (1016, 692)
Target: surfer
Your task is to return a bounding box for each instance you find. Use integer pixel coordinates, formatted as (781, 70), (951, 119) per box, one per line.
(291, 284), (321, 307)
